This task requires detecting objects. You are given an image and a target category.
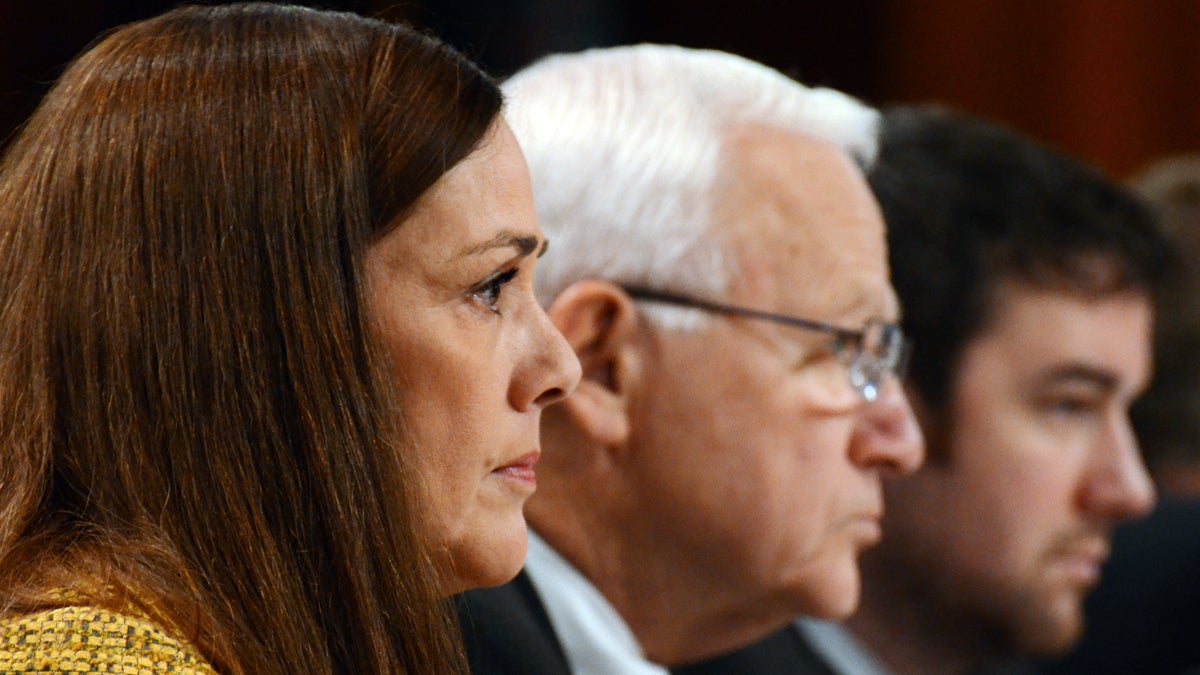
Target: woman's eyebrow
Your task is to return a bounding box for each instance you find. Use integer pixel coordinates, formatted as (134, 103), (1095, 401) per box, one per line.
(455, 231), (541, 259)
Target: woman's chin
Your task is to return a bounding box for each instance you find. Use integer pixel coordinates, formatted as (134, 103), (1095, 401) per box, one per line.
(437, 520), (529, 596)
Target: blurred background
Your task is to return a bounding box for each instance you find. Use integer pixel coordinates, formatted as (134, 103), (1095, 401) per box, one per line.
(2, 0), (1198, 178)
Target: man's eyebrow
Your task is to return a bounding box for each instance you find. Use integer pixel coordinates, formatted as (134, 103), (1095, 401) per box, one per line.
(455, 231), (541, 259)
(1036, 363), (1120, 391)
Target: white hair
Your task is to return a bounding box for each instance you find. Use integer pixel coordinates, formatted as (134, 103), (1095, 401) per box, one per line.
(503, 44), (879, 329)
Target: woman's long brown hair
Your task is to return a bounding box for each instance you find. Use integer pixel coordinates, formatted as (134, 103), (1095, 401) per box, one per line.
(0, 3), (501, 672)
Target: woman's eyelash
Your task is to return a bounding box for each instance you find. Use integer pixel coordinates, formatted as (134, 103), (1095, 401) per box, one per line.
(471, 268), (520, 313)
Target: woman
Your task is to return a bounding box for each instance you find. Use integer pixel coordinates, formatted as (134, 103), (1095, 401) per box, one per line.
(0, 3), (579, 673)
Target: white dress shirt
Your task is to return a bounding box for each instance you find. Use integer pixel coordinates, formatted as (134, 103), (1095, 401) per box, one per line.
(795, 618), (895, 675)
(524, 532), (669, 675)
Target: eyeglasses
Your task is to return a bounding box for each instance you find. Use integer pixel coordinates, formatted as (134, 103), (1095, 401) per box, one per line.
(621, 286), (910, 403)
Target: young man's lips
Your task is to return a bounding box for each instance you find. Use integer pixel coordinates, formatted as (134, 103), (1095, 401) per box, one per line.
(493, 451), (540, 485)
(1058, 553), (1104, 586)
(1053, 539), (1110, 587)
(850, 511), (883, 546)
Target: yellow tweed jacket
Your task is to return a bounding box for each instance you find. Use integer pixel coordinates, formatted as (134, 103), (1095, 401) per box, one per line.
(0, 606), (218, 674)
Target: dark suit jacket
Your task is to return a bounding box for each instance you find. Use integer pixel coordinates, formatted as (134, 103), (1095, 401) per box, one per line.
(458, 571), (572, 675)
(672, 624), (838, 675)
(458, 570), (837, 675)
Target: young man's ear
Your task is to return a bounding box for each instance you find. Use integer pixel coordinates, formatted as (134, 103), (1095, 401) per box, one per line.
(544, 280), (643, 447)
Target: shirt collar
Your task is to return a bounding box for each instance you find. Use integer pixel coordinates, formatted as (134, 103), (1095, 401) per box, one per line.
(796, 617), (895, 675)
(524, 531), (670, 675)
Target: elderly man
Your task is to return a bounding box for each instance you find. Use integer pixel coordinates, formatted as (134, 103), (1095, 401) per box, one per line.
(456, 45), (924, 674)
(678, 105), (1171, 675)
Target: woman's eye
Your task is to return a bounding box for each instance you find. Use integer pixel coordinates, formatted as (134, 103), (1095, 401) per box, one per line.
(471, 268), (520, 313)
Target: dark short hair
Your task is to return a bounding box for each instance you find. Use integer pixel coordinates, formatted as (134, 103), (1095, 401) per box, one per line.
(872, 105), (1173, 409)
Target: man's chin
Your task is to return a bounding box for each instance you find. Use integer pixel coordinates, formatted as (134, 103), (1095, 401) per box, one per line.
(1013, 598), (1086, 656)
(799, 562), (862, 620)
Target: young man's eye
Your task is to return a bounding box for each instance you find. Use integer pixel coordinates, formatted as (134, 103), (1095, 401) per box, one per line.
(471, 268), (519, 313)
(1045, 396), (1101, 417)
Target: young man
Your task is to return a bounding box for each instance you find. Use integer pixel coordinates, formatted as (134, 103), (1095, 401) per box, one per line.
(679, 105), (1172, 675)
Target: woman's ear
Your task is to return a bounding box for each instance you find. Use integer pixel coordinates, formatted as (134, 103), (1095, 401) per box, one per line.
(544, 280), (643, 447)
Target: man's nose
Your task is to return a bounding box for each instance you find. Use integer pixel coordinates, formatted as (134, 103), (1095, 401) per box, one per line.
(1079, 418), (1156, 522)
(849, 376), (925, 475)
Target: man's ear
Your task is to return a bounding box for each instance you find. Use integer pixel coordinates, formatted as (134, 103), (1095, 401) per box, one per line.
(545, 280), (643, 447)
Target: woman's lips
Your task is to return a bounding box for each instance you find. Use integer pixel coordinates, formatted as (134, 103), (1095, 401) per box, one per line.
(493, 451), (540, 486)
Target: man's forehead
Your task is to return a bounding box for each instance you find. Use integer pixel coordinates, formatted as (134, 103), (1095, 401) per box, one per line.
(980, 276), (1153, 332)
(719, 122), (848, 167)
(719, 235), (899, 328)
(971, 279), (1153, 391)
(712, 127), (896, 322)
(714, 122), (881, 234)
